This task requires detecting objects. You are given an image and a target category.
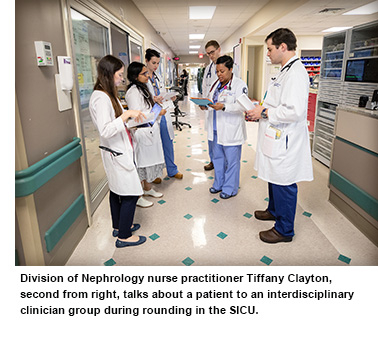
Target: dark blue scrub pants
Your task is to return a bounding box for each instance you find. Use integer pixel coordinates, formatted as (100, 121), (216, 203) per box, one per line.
(160, 115), (178, 177)
(109, 191), (138, 239)
(267, 182), (298, 237)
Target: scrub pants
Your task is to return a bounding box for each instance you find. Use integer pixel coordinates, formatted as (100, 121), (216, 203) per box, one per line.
(267, 182), (298, 237)
(109, 191), (138, 239)
(212, 131), (241, 196)
(208, 139), (214, 162)
(160, 115), (178, 177)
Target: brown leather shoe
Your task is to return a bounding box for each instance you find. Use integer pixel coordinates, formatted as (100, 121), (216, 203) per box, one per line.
(259, 227), (293, 244)
(254, 209), (276, 221)
(152, 178), (162, 184)
(204, 162), (214, 171)
(171, 172), (183, 179)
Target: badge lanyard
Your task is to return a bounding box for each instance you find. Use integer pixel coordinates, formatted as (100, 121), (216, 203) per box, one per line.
(150, 73), (160, 96)
(209, 74), (233, 94)
(206, 62), (214, 78)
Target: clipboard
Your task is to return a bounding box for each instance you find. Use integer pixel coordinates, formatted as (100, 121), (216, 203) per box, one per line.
(126, 103), (162, 128)
(190, 98), (213, 106)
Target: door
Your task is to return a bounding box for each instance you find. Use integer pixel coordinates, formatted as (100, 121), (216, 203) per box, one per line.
(70, 7), (110, 213)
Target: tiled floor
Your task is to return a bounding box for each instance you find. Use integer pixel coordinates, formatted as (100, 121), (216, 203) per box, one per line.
(66, 84), (378, 266)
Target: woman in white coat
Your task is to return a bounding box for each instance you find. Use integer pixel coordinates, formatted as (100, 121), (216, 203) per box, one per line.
(125, 62), (166, 208)
(89, 55), (147, 248)
(145, 48), (183, 180)
(206, 55), (248, 199)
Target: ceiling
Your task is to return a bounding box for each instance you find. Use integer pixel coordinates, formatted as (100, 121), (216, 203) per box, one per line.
(131, 0), (378, 56)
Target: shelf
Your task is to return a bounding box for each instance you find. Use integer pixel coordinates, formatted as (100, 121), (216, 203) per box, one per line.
(324, 59), (343, 62)
(352, 44), (378, 51)
(325, 50), (344, 54)
(347, 55), (378, 60)
(323, 68), (342, 70)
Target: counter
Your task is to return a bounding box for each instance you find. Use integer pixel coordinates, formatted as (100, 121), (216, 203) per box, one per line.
(329, 106), (378, 246)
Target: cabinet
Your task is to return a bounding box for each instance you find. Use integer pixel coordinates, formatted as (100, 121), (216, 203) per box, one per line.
(313, 20), (378, 167)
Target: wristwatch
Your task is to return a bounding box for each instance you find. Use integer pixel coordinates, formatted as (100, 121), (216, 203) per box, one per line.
(261, 108), (268, 119)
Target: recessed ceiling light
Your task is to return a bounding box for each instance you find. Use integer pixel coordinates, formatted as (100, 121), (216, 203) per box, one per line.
(189, 45), (201, 49)
(189, 34), (205, 40)
(322, 26), (352, 32)
(189, 6), (216, 19)
(189, 51), (199, 54)
(343, 1), (378, 15)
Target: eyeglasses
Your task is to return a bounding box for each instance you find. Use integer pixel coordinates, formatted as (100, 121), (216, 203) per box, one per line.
(139, 71), (149, 76)
(206, 49), (217, 56)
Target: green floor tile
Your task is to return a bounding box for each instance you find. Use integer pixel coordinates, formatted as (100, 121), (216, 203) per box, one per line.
(208, 176), (214, 180)
(303, 211), (312, 217)
(185, 186), (192, 191)
(217, 232), (228, 239)
(203, 149), (207, 152)
(338, 254), (351, 264)
(264, 197), (269, 202)
(163, 177), (170, 181)
(243, 212), (253, 219)
(211, 198), (219, 203)
(182, 257), (194, 266)
(186, 155), (191, 157)
(186, 168), (192, 171)
(104, 258), (116, 266)
(149, 233), (160, 241)
(158, 200), (166, 205)
(251, 175), (258, 179)
(260, 256), (273, 265)
(204, 161), (209, 164)
(242, 160), (248, 163)
(184, 214), (193, 220)
(187, 145), (191, 147)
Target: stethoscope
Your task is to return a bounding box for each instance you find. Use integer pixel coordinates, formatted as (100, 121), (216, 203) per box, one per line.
(209, 74), (234, 94)
(206, 62), (214, 78)
(271, 58), (300, 81)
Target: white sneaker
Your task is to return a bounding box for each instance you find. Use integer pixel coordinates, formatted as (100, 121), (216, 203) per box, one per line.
(136, 196), (153, 208)
(144, 188), (163, 198)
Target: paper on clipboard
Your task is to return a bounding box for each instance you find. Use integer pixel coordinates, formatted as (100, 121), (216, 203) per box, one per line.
(160, 91), (179, 101)
(237, 94), (259, 111)
(190, 98), (213, 106)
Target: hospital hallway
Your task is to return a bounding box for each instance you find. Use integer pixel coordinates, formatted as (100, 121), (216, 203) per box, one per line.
(66, 81), (378, 267)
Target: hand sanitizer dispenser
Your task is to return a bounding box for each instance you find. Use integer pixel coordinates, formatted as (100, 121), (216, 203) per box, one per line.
(55, 56), (74, 111)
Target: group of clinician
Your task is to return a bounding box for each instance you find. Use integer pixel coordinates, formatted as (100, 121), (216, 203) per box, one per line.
(89, 28), (313, 249)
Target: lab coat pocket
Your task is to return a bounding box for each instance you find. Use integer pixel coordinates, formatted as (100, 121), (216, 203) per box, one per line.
(135, 128), (153, 146)
(262, 126), (285, 158)
(112, 153), (134, 171)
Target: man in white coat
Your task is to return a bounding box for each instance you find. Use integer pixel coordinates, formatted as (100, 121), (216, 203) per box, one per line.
(246, 28), (313, 244)
(201, 40), (239, 171)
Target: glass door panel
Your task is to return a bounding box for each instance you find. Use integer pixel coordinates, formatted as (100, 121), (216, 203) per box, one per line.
(130, 39), (143, 62)
(70, 8), (109, 212)
(110, 23), (129, 105)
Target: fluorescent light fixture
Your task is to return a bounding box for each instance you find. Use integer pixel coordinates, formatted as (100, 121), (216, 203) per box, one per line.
(343, 1), (378, 15)
(189, 45), (201, 49)
(189, 51), (199, 54)
(322, 26), (352, 32)
(189, 6), (216, 19)
(189, 34), (205, 40)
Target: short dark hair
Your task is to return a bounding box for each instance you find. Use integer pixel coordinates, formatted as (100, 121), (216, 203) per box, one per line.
(216, 55), (233, 70)
(205, 40), (220, 50)
(145, 48), (160, 61)
(265, 28), (297, 51)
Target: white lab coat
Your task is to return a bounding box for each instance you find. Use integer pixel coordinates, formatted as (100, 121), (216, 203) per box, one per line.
(125, 85), (165, 168)
(202, 62), (240, 132)
(147, 73), (175, 140)
(206, 76), (248, 146)
(89, 90), (143, 196)
(254, 55), (314, 185)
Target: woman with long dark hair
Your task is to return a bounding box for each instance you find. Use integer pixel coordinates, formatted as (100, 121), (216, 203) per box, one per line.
(125, 62), (166, 208)
(145, 48), (183, 180)
(89, 55), (147, 248)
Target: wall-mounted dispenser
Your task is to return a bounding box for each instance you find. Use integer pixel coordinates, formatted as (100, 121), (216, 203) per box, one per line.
(55, 56), (73, 111)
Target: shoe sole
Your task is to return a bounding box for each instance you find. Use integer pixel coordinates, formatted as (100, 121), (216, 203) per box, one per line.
(137, 203), (154, 208)
(144, 194), (164, 198)
(259, 236), (293, 243)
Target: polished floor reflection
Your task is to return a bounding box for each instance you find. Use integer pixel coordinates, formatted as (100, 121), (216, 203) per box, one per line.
(66, 83), (378, 266)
